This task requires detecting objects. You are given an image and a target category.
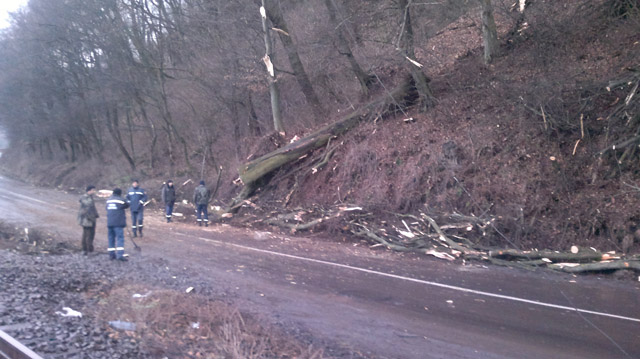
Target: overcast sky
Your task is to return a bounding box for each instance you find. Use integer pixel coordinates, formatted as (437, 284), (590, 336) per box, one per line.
(0, 0), (27, 29)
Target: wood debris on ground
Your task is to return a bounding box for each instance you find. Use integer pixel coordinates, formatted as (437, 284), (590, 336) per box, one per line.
(234, 203), (639, 275)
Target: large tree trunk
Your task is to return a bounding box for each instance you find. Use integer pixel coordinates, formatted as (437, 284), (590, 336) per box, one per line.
(261, 0), (285, 133)
(228, 77), (416, 210)
(263, 0), (324, 118)
(480, 0), (499, 64)
(397, 0), (435, 109)
(324, 0), (372, 96)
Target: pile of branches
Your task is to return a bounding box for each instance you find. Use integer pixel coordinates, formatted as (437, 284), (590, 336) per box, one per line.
(256, 206), (640, 274)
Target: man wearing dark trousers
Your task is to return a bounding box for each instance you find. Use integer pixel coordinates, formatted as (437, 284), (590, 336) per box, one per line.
(78, 185), (99, 255)
(193, 180), (210, 227)
(106, 188), (130, 261)
(161, 179), (176, 223)
(126, 180), (147, 237)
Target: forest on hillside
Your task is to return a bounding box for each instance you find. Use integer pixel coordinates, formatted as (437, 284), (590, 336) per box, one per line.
(0, 0), (639, 270)
(1, 0), (473, 170)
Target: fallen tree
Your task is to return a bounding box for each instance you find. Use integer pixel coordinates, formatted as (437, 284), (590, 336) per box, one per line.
(223, 68), (640, 275)
(227, 77), (417, 211)
(248, 205), (640, 275)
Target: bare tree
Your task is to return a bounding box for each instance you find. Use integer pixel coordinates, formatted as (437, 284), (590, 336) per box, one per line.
(105, 105), (137, 171)
(397, 0), (435, 109)
(324, 0), (372, 96)
(262, 0), (325, 118)
(480, 0), (499, 64)
(261, 1), (285, 133)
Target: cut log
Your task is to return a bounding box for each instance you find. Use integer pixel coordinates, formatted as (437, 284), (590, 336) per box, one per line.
(266, 216), (330, 233)
(227, 77), (416, 210)
(489, 248), (603, 262)
(353, 226), (417, 253)
(550, 260), (640, 273)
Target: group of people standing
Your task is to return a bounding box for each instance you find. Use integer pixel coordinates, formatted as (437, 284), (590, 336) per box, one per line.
(77, 179), (212, 261)
(161, 180), (211, 226)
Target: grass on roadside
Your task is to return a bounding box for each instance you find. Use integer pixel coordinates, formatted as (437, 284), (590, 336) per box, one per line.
(93, 283), (323, 359)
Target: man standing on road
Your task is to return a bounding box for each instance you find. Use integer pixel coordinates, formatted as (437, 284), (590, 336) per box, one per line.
(78, 185), (99, 255)
(106, 188), (130, 261)
(126, 180), (147, 237)
(193, 180), (210, 227)
(161, 179), (176, 223)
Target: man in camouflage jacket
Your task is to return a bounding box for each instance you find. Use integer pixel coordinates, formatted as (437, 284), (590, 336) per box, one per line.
(78, 185), (99, 255)
(193, 180), (210, 227)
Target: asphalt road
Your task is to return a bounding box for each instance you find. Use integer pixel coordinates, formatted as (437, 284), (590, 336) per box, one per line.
(0, 175), (638, 359)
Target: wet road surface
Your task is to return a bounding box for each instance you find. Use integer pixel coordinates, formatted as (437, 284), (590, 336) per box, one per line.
(0, 175), (638, 359)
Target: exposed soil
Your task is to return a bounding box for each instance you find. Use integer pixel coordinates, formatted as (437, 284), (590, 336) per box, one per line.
(232, 0), (640, 254)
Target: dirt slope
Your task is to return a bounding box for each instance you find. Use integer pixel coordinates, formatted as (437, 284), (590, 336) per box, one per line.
(251, 0), (640, 253)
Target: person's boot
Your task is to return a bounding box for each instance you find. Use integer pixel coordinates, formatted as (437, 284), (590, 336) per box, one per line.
(198, 221), (202, 227)
(139, 228), (143, 237)
(205, 221), (208, 227)
(132, 229), (137, 238)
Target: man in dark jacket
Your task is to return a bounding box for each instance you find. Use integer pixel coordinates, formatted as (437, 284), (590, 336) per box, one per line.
(126, 180), (147, 237)
(161, 180), (176, 223)
(106, 188), (130, 261)
(193, 180), (210, 227)
(78, 185), (99, 255)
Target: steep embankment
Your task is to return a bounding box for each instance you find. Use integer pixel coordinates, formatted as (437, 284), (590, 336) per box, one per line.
(239, 1), (640, 254)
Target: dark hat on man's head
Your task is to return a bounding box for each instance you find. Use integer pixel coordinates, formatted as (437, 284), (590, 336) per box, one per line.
(167, 179), (173, 183)
(199, 180), (205, 185)
(113, 188), (122, 196)
(86, 185), (96, 192)
(132, 179), (139, 183)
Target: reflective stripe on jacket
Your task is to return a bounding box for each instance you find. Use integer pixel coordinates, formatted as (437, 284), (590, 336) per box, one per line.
(106, 195), (130, 227)
(126, 186), (147, 212)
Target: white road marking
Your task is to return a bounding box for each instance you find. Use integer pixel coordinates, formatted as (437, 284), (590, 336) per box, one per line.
(175, 231), (640, 324)
(2, 180), (636, 325)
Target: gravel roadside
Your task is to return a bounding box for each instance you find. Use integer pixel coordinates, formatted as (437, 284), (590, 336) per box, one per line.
(0, 241), (325, 359)
(1, 250), (154, 358)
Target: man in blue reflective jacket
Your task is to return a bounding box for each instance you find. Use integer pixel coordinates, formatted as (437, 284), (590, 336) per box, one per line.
(106, 188), (130, 261)
(126, 180), (148, 237)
